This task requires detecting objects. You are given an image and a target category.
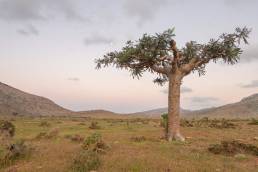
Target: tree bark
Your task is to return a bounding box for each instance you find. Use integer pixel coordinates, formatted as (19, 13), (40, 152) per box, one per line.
(167, 72), (185, 141)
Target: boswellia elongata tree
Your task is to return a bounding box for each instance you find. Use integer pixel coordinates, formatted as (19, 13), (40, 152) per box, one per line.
(95, 27), (251, 141)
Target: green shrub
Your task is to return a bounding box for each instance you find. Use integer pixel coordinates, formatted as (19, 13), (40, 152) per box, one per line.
(71, 150), (100, 172)
(39, 121), (51, 127)
(0, 120), (15, 137)
(0, 140), (32, 168)
(160, 113), (168, 134)
(34, 128), (59, 140)
(82, 133), (109, 154)
(89, 121), (101, 129)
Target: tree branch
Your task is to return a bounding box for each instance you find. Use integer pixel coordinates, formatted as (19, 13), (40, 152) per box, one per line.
(170, 40), (181, 60)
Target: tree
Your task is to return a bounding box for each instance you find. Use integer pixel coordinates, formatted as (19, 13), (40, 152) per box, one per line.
(95, 27), (251, 141)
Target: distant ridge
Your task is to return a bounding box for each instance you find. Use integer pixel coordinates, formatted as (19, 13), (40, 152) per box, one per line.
(77, 109), (125, 118)
(1, 81), (257, 119)
(187, 93), (258, 119)
(131, 94), (258, 119)
(131, 108), (191, 118)
(0, 82), (72, 116)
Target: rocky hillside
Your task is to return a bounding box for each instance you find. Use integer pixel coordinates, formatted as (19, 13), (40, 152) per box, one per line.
(77, 109), (125, 119)
(133, 94), (258, 119)
(0, 82), (72, 116)
(131, 108), (191, 118)
(188, 94), (258, 119)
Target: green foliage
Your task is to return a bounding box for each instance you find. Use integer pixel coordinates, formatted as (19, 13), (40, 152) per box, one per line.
(0, 120), (15, 137)
(70, 150), (101, 172)
(0, 139), (32, 168)
(89, 121), (101, 129)
(82, 133), (109, 154)
(34, 128), (59, 140)
(160, 113), (168, 134)
(96, 28), (176, 83)
(39, 121), (51, 127)
(96, 27), (250, 85)
(71, 133), (110, 171)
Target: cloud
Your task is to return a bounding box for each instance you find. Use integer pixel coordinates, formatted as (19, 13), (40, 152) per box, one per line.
(0, 0), (87, 22)
(181, 87), (193, 93)
(84, 34), (114, 46)
(190, 97), (219, 103)
(161, 86), (193, 94)
(240, 47), (258, 62)
(17, 25), (39, 36)
(123, 0), (168, 25)
(67, 77), (80, 82)
(224, 0), (256, 6)
(183, 96), (221, 110)
(239, 80), (258, 88)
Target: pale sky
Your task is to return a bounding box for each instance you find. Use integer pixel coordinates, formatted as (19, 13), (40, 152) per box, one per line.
(0, 0), (258, 113)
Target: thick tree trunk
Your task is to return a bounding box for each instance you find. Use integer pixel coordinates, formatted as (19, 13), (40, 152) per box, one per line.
(167, 72), (185, 142)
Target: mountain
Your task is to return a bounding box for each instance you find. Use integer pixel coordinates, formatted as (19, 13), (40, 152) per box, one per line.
(77, 109), (125, 119)
(1, 81), (257, 119)
(132, 94), (258, 119)
(131, 108), (191, 118)
(0, 82), (72, 116)
(187, 94), (258, 119)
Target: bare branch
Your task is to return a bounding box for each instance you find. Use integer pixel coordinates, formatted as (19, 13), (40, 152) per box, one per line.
(170, 40), (181, 60)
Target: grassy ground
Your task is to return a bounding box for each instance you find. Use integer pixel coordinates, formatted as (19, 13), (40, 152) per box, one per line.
(1, 116), (258, 172)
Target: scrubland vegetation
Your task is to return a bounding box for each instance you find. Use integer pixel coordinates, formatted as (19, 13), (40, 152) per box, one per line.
(0, 116), (258, 172)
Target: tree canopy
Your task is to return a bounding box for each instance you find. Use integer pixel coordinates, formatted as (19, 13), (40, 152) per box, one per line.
(96, 27), (251, 85)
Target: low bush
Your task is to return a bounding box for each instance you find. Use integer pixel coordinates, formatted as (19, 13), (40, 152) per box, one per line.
(160, 113), (168, 134)
(39, 121), (51, 127)
(0, 140), (32, 168)
(89, 121), (101, 129)
(82, 133), (109, 154)
(208, 140), (258, 156)
(161, 115), (236, 129)
(0, 120), (15, 137)
(34, 128), (59, 140)
(248, 118), (258, 125)
(69, 134), (84, 142)
(208, 119), (236, 129)
(35, 132), (47, 140)
(180, 119), (194, 127)
(70, 150), (100, 172)
(130, 136), (146, 142)
(47, 128), (59, 138)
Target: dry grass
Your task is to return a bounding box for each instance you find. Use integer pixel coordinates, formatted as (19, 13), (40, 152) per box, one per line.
(0, 116), (258, 172)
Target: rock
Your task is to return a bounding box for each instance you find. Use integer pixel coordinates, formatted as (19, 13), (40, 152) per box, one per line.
(253, 137), (258, 141)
